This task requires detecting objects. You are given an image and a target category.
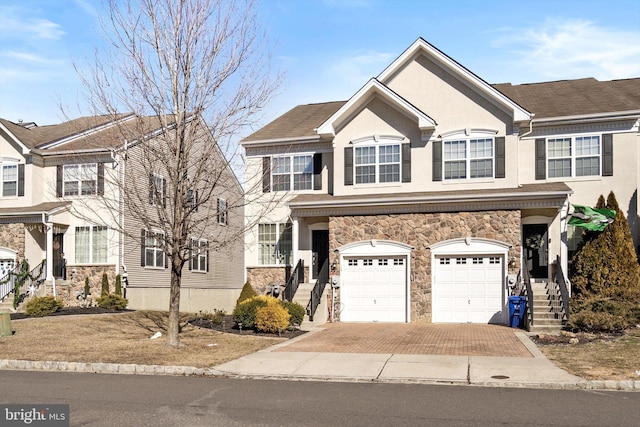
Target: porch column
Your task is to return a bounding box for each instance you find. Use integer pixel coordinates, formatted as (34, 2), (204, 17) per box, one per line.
(292, 216), (299, 264)
(560, 198), (569, 296)
(45, 222), (56, 297)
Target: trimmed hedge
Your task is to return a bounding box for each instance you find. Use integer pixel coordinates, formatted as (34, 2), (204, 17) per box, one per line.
(25, 296), (63, 317)
(96, 294), (128, 310)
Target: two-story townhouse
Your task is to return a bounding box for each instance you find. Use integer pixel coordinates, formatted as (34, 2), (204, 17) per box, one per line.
(242, 38), (639, 328)
(0, 113), (244, 312)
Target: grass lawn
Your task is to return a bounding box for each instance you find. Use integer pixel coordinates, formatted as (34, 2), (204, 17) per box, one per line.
(0, 311), (284, 369)
(536, 329), (640, 381)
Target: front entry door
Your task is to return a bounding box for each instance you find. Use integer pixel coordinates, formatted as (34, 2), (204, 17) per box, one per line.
(53, 233), (66, 279)
(312, 230), (329, 279)
(523, 224), (548, 279)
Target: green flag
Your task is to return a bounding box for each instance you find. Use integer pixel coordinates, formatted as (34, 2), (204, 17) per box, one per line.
(568, 204), (616, 231)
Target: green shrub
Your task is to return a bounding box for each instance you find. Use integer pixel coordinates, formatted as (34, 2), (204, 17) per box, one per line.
(25, 296), (63, 317)
(236, 281), (257, 305)
(232, 295), (269, 329)
(115, 274), (122, 296)
(96, 294), (128, 310)
(255, 300), (290, 333)
(84, 277), (91, 297)
(200, 309), (226, 324)
(101, 273), (109, 296)
(280, 300), (305, 327)
(568, 297), (639, 333)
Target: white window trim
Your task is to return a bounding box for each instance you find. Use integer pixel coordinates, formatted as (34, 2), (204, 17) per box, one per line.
(63, 163), (98, 196)
(191, 238), (208, 273)
(151, 173), (164, 206)
(351, 136), (404, 185)
(270, 153), (314, 192)
(144, 229), (165, 269)
(1, 160), (19, 198)
(442, 131), (495, 181)
(217, 198), (227, 225)
(74, 225), (109, 264)
(546, 133), (602, 179)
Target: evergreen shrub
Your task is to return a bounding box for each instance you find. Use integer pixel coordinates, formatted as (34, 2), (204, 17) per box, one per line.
(96, 294), (128, 310)
(25, 296), (63, 317)
(232, 295), (269, 329)
(279, 300), (305, 327)
(236, 281), (257, 305)
(255, 298), (290, 333)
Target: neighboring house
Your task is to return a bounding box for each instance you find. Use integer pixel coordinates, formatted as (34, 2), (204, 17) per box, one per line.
(0, 113), (244, 312)
(241, 38), (639, 329)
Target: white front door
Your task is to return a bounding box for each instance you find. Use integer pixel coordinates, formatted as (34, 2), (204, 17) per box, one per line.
(433, 255), (504, 323)
(341, 257), (407, 322)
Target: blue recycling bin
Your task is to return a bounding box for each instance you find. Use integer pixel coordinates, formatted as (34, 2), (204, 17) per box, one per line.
(508, 296), (527, 328)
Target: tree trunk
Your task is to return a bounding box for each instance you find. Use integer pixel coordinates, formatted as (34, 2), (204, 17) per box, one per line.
(168, 259), (182, 346)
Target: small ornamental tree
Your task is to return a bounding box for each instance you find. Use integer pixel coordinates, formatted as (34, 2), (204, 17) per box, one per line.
(236, 281), (257, 305)
(115, 274), (122, 296)
(569, 191), (640, 332)
(101, 273), (110, 296)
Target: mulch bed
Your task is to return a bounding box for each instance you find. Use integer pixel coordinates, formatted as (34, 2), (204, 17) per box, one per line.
(188, 315), (307, 339)
(531, 330), (626, 345)
(10, 307), (133, 320)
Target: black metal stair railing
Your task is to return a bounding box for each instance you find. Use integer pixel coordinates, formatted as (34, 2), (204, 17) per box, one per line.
(282, 259), (304, 302)
(555, 255), (570, 322)
(523, 267), (534, 328)
(307, 259), (329, 322)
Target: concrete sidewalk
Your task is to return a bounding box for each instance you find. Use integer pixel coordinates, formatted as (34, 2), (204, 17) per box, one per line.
(211, 328), (590, 389)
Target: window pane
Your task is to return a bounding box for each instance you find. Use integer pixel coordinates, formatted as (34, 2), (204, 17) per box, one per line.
(93, 227), (107, 263)
(75, 227), (91, 263)
(272, 174), (290, 191)
(445, 161), (466, 180)
(470, 159), (493, 178)
(278, 223), (292, 265)
(379, 164), (400, 183)
(272, 157), (290, 174)
(355, 147), (375, 165)
(259, 224), (277, 265)
(293, 172), (312, 190)
(155, 249), (164, 267)
(379, 145), (400, 163)
(293, 155), (312, 173)
(576, 136), (600, 156)
(355, 165), (375, 184)
(548, 138), (571, 158)
(576, 157), (600, 176)
(548, 158), (571, 178)
(470, 138), (493, 158)
(444, 141), (466, 160)
(145, 248), (155, 266)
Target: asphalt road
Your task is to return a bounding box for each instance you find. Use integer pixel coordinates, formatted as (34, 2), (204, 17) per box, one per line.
(1, 371), (639, 426)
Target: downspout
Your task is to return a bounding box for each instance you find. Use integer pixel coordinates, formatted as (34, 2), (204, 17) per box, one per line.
(120, 142), (128, 295)
(42, 212), (55, 297)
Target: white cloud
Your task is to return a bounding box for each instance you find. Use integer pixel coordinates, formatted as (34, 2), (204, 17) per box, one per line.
(74, 0), (98, 18)
(493, 19), (640, 82)
(0, 7), (65, 41)
(2, 51), (64, 65)
(324, 50), (396, 86)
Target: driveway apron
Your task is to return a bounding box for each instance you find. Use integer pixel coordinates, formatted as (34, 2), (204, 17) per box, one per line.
(276, 323), (533, 357)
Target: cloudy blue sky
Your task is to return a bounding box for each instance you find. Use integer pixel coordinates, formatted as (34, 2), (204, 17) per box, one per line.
(1, 0), (639, 133)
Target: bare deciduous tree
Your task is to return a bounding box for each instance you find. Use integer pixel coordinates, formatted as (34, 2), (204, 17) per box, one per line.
(72, 0), (281, 346)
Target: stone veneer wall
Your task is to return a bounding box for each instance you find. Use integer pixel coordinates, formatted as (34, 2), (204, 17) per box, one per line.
(56, 265), (117, 307)
(329, 210), (522, 322)
(0, 223), (25, 259)
(246, 266), (310, 294)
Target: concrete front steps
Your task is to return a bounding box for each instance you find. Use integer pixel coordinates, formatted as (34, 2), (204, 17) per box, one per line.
(528, 280), (564, 334)
(291, 282), (328, 331)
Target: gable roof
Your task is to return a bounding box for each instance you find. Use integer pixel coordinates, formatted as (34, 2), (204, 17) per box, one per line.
(241, 101), (345, 144)
(377, 37), (532, 122)
(492, 78), (640, 120)
(316, 78), (436, 137)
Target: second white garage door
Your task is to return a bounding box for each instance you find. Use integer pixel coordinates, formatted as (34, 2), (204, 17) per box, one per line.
(341, 257), (407, 322)
(432, 256), (504, 323)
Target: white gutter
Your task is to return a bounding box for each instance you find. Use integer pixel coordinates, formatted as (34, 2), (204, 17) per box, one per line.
(527, 110), (640, 126)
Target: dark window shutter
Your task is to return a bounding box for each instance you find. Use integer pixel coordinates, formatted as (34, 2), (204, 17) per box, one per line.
(97, 163), (104, 196)
(162, 178), (167, 208)
(188, 239), (193, 271)
(206, 243), (210, 273)
(602, 134), (613, 176)
(216, 198), (221, 223)
(140, 229), (146, 266)
(149, 174), (154, 204)
(195, 190), (199, 212)
(535, 138), (546, 180)
(17, 164), (25, 196)
(56, 165), (63, 197)
(164, 249), (168, 269)
(432, 141), (442, 182)
(262, 157), (271, 193)
(401, 143), (411, 183)
(495, 137), (505, 179)
(313, 153), (322, 190)
(344, 147), (353, 186)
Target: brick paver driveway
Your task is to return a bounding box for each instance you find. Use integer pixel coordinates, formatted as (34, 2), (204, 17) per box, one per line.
(277, 323), (533, 357)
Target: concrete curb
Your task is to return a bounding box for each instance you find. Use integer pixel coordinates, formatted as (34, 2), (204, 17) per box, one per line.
(2, 358), (639, 391)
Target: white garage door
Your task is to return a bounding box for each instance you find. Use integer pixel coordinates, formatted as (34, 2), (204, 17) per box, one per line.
(433, 256), (504, 323)
(341, 257), (407, 322)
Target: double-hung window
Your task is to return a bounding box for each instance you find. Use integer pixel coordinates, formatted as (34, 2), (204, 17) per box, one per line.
(547, 135), (600, 178)
(217, 198), (228, 225)
(271, 155), (313, 191)
(444, 137), (494, 180)
(1, 163), (18, 197)
(150, 173), (165, 206)
(75, 226), (108, 263)
(191, 239), (208, 272)
(144, 231), (165, 268)
(64, 163), (97, 196)
(258, 223), (292, 265)
(354, 144), (401, 184)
